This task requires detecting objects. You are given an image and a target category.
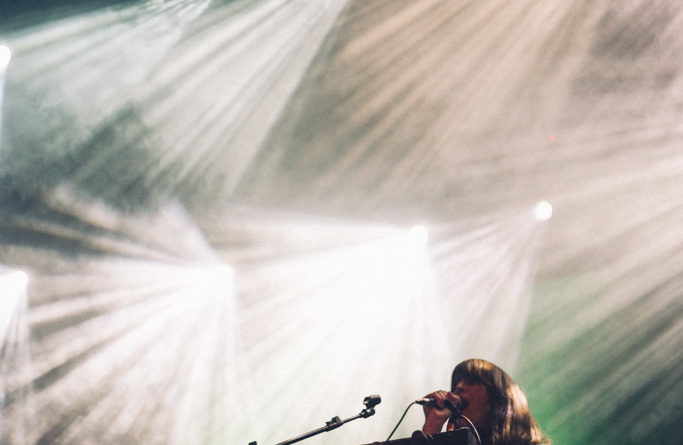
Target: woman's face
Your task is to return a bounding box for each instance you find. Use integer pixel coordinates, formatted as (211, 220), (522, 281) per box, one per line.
(453, 376), (490, 427)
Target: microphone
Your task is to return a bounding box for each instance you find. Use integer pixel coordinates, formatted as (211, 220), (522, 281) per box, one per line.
(363, 394), (382, 409)
(444, 396), (467, 413)
(415, 397), (439, 407)
(415, 396), (468, 412)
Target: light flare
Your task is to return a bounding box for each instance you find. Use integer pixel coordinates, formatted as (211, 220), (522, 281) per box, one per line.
(534, 201), (553, 221)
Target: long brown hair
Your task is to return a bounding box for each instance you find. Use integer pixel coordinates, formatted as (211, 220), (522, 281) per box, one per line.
(451, 359), (550, 445)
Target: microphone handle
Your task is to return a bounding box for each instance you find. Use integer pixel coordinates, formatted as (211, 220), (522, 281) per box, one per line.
(444, 398), (462, 413)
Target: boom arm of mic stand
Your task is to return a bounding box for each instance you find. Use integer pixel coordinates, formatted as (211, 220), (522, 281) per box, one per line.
(271, 408), (377, 445)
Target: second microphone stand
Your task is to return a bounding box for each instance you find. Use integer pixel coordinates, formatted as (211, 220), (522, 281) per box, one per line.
(250, 395), (381, 445)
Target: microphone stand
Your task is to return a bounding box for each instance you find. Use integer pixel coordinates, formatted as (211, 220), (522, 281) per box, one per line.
(249, 395), (381, 445)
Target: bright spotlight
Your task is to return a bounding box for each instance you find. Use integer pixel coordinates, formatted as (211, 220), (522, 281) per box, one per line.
(534, 201), (553, 221)
(1, 269), (28, 292)
(0, 44), (10, 72)
(13, 270), (28, 288)
(1, 269), (28, 341)
(409, 225), (429, 245)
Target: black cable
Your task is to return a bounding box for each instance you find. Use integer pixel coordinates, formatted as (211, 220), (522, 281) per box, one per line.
(385, 402), (482, 445)
(386, 401), (416, 441)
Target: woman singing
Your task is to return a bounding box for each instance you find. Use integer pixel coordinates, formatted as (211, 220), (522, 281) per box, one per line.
(421, 358), (550, 445)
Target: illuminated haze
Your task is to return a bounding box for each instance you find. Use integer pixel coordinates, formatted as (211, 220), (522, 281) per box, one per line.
(0, 1), (682, 445)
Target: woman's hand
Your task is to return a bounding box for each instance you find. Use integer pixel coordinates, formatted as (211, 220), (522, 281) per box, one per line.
(421, 390), (456, 434)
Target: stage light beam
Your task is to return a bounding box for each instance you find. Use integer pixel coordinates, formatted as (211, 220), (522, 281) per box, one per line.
(0, 269), (28, 346)
(0, 268), (32, 445)
(409, 224), (429, 246)
(0, 44), (10, 73)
